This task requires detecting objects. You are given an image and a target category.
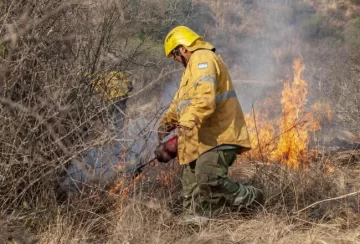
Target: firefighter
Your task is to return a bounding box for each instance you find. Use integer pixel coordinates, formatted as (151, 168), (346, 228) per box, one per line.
(158, 26), (264, 222)
(92, 71), (132, 102)
(92, 71), (133, 129)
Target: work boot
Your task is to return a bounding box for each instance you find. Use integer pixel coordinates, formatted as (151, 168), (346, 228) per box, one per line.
(232, 185), (264, 210)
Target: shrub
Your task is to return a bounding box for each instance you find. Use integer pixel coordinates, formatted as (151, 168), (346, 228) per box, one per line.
(345, 17), (360, 49)
(350, 0), (360, 5)
(288, 2), (316, 25)
(300, 15), (339, 40)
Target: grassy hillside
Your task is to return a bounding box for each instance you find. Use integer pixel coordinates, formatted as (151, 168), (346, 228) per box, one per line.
(0, 0), (359, 243)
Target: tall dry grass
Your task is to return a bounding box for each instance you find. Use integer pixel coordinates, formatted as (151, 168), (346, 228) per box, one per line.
(1, 0), (359, 243)
(0, 0), (157, 238)
(33, 156), (360, 244)
(0, 0), (204, 242)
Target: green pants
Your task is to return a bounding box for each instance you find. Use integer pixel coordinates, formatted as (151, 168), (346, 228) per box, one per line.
(182, 149), (259, 215)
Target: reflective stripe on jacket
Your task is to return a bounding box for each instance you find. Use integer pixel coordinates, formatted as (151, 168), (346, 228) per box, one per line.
(160, 48), (251, 164)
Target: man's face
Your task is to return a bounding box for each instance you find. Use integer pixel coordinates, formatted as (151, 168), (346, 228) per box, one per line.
(173, 53), (182, 63)
(171, 46), (183, 63)
(171, 46), (190, 67)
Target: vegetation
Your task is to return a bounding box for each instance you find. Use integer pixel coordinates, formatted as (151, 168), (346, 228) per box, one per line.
(0, 0), (359, 243)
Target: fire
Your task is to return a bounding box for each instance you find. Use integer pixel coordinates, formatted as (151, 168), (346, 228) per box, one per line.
(109, 161), (181, 200)
(245, 58), (330, 168)
(109, 173), (142, 198)
(272, 58), (310, 168)
(108, 161), (141, 198)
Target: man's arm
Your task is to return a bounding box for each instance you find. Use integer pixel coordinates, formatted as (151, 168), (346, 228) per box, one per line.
(158, 94), (178, 141)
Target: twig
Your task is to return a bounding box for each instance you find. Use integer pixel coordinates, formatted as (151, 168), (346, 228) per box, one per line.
(295, 190), (360, 214)
(0, 3), (74, 45)
(125, 68), (182, 100)
(0, 97), (68, 154)
(261, 116), (311, 150)
(252, 104), (265, 162)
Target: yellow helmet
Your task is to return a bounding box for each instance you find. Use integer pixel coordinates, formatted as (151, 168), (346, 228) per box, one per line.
(164, 26), (202, 58)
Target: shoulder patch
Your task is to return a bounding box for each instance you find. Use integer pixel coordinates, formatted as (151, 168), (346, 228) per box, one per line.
(198, 63), (208, 70)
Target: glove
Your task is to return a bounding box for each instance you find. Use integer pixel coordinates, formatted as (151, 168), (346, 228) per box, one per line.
(155, 136), (178, 163)
(155, 143), (172, 163)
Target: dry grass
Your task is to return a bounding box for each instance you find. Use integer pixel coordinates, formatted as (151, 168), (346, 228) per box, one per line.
(31, 154), (360, 244)
(37, 211), (360, 244)
(1, 0), (360, 243)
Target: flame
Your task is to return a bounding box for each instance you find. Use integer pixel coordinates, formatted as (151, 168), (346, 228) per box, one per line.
(109, 160), (181, 200)
(244, 105), (277, 161)
(109, 173), (142, 198)
(157, 170), (171, 187)
(108, 161), (141, 198)
(244, 58), (331, 168)
(271, 58), (309, 168)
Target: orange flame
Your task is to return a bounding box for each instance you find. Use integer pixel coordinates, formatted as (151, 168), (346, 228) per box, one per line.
(244, 58), (331, 168)
(109, 161), (181, 200)
(109, 173), (142, 198)
(271, 58), (309, 168)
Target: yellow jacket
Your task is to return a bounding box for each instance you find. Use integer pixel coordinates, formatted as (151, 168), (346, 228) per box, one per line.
(160, 48), (251, 164)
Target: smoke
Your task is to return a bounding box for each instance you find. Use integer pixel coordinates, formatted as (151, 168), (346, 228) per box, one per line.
(157, 1), (302, 115)
(61, 0), (359, 194)
(61, 98), (160, 194)
(207, 0), (304, 112)
(203, 0), (358, 149)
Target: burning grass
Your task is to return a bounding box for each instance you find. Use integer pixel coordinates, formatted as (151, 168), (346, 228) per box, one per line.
(29, 155), (360, 244)
(244, 58), (332, 168)
(1, 1), (359, 243)
(1, 48), (359, 243)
